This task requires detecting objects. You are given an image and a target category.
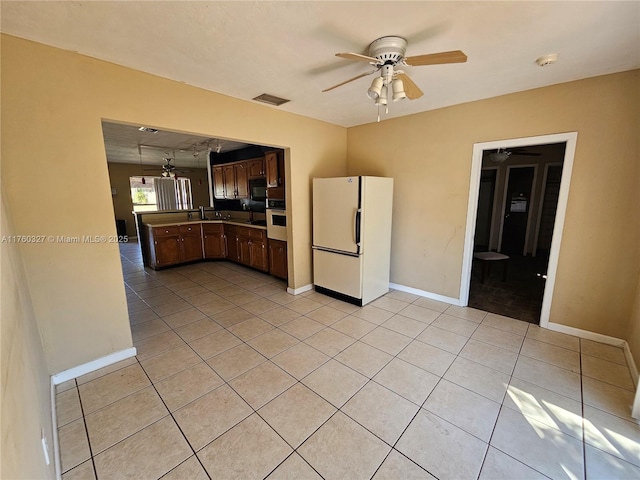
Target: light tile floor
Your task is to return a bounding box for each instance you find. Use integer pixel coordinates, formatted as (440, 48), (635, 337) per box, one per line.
(56, 242), (640, 479)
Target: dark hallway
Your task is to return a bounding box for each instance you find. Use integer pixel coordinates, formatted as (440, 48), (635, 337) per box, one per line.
(468, 142), (566, 324)
(468, 254), (547, 323)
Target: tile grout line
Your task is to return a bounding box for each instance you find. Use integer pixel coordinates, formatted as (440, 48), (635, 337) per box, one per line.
(134, 357), (214, 480)
(73, 378), (99, 479)
(117, 244), (619, 478)
(580, 338), (587, 480)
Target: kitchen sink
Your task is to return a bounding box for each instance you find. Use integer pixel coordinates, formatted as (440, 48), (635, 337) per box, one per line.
(247, 220), (267, 226)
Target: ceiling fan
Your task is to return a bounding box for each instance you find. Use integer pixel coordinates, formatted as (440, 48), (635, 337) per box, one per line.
(322, 35), (467, 118)
(487, 147), (542, 163)
(143, 154), (192, 178)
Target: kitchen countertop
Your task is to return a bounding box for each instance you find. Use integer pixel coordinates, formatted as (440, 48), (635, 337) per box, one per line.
(144, 219), (267, 230)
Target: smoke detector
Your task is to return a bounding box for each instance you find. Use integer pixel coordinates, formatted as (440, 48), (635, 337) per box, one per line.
(536, 53), (559, 67)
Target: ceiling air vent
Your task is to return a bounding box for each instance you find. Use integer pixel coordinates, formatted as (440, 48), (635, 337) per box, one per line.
(252, 94), (290, 106)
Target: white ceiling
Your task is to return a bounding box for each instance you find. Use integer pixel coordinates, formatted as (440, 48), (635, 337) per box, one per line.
(2, 1), (638, 130)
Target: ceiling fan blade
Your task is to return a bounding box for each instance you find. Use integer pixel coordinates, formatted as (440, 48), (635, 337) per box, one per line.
(404, 50), (467, 66)
(396, 73), (423, 100)
(336, 52), (378, 63)
(322, 69), (377, 92)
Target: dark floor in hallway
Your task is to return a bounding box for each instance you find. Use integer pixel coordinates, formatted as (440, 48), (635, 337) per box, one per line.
(469, 255), (547, 324)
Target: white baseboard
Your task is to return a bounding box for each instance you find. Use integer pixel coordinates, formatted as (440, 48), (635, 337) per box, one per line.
(51, 347), (137, 385)
(547, 322), (626, 347)
(287, 284), (313, 295)
(389, 283), (460, 306)
(548, 321), (638, 386)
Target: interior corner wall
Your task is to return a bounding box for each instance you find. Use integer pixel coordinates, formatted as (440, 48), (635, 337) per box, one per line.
(1, 34), (347, 373)
(347, 70), (640, 342)
(1, 191), (56, 480)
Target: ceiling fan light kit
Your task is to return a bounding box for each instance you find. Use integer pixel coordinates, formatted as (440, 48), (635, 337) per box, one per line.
(392, 78), (407, 101)
(324, 35), (467, 121)
(367, 76), (384, 100)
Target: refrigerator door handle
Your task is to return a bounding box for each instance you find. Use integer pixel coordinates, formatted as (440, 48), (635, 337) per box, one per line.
(355, 208), (362, 247)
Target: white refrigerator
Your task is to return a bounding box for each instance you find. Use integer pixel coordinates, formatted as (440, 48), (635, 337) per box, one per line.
(312, 176), (394, 306)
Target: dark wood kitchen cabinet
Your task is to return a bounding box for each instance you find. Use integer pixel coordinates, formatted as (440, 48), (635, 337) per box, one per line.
(246, 158), (265, 178)
(202, 223), (226, 259)
(215, 163), (249, 200)
(212, 166), (225, 199)
(147, 224), (203, 269)
(265, 151), (281, 188)
(222, 164), (236, 199)
(233, 225), (269, 272)
(268, 239), (288, 279)
(225, 225), (239, 262)
(148, 225), (181, 267)
(234, 163), (249, 198)
(249, 229), (269, 272)
(179, 224), (204, 263)
(144, 221), (271, 273)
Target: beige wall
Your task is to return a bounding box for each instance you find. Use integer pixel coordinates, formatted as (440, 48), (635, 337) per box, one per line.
(2, 33), (637, 390)
(1, 34), (347, 374)
(107, 162), (210, 238)
(348, 70), (640, 347)
(1, 192), (56, 479)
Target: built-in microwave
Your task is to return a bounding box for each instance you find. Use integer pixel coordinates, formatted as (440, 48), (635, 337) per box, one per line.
(249, 178), (267, 202)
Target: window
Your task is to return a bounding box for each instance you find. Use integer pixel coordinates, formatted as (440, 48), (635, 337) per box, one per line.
(130, 176), (192, 212)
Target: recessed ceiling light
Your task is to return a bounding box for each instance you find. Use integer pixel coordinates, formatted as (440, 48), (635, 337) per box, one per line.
(138, 126), (159, 133)
(252, 94), (290, 106)
(536, 53), (559, 67)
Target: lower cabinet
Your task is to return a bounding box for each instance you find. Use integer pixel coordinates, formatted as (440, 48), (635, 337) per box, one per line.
(180, 224), (204, 263)
(146, 222), (272, 275)
(202, 223), (227, 259)
(234, 226), (269, 272)
(147, 224), (203, 269)
(225, 225), (239, 262)
(268, 239), (288, 279)
(150, 226), (181, 267)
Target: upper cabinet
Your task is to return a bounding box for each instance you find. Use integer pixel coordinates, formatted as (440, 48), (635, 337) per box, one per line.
(246, 158), (265, 178)
(212, 166), (225, 199)
(211, 151), (283, 200)
(234, 163), (249, 198)
(265, 151), (285, 199)
(265, 151), (281, 188)
(212, 162), (250, 200)
(222, 164), (236, 199)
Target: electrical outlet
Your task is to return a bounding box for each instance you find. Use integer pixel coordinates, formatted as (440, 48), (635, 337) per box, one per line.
(41, 429), (50, 465)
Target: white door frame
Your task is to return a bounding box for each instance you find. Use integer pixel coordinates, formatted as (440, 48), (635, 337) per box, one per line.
(459, 132), (578, 328)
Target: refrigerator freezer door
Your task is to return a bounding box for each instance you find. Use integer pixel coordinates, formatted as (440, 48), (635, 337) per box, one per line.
(312, 177), (360, 254)
(313, 249), (362, 300)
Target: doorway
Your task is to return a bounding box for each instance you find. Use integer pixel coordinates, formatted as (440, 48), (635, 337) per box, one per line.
(460, 133), (578, 327)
